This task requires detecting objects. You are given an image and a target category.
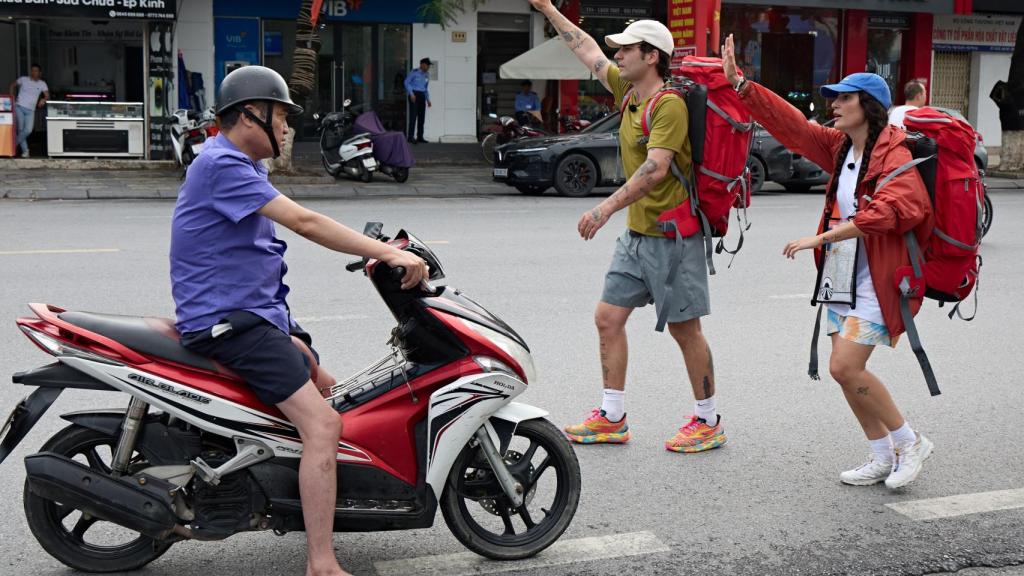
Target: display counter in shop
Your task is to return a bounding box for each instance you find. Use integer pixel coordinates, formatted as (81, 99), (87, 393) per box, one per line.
(46, 101), (146, 158)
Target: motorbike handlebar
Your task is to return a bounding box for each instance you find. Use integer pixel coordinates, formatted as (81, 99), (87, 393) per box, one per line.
(345, 259), (367, 272)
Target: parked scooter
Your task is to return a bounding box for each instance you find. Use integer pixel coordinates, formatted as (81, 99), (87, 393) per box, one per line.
(316, 99), (377, 182)
(1, 223), (581, 571)
(170, 108), (218, 175)
(482, 111), (591, 165)
(354, 111), (414, 183)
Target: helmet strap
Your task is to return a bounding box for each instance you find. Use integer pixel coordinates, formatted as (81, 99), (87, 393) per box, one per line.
(241, 101), (280, 158)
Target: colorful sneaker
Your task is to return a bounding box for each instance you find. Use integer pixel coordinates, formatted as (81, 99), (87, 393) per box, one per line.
(665, 415), (726, 453)
(885, 433), (933, 489)
(564, 409), (630, 444)
(839, 454), (893, 486)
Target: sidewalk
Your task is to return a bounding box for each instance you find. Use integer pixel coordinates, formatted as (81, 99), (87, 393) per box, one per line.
(0, 141), (505, 200)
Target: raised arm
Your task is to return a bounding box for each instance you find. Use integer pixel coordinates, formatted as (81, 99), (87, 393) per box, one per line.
(529, 0), (612, 91)
(722, 34), (845, 174)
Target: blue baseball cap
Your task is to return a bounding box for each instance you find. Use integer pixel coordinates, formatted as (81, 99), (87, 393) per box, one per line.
(820, 73), (892, 109)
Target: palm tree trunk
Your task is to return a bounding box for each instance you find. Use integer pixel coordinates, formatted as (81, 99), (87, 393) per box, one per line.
(271, 0), (321, 174)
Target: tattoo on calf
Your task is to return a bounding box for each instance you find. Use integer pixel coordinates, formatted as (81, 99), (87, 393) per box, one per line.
(600, 341), (610, 384)
(702, 375), (712, 400)
(857, 386), (869, 396)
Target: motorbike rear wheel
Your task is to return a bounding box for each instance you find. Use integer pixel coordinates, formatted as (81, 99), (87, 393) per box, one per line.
(23, 425), (174, 573)
(359, 165), (374, 183)
(440, 418), (580, 560)
(481, 133), (497, 165)
(392, 167), (410, 183)
(982, 190), (993, 239)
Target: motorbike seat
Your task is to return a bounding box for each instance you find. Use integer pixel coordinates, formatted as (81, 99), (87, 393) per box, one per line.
(57, 310), (236, 377)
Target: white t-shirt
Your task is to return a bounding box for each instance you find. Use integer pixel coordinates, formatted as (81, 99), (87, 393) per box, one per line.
(15, 77), (48, 110)
(826, 147), (885, 326)
(888, 104), (917, 129)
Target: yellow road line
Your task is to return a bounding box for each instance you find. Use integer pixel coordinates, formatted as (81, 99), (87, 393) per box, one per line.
(0, 248), (121, 256)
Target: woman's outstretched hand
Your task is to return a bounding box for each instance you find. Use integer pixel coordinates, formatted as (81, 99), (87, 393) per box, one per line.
(722, 34), (741, 88)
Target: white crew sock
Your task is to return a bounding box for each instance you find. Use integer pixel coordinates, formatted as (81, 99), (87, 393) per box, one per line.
(601, 389), (625, 422)
(869, 436), (894, 462)
(695, 395), (717, 425)
(890, 422), (917, 448)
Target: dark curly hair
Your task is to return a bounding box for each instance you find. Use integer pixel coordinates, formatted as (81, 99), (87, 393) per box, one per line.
(825, 92), (890, 211)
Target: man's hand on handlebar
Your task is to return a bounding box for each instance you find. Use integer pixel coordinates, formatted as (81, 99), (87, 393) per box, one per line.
(381, 249), (429, 290)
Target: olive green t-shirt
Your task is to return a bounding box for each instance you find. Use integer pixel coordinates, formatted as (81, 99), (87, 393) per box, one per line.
(608, 64), (692, 236)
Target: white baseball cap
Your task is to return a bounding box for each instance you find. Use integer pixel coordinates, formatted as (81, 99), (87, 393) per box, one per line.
(605, 20), (674, 56)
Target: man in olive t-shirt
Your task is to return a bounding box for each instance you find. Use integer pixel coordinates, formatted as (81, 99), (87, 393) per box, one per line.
(530, 1), (726, 453)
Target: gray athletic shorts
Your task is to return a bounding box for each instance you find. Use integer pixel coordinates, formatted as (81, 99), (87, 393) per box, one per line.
(601, 229), (710, 324)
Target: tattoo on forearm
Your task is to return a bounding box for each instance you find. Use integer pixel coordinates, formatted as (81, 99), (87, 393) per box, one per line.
(591, 207), (602, 221)
(857, 386), (869, 396)
(594, 59), (607, 73)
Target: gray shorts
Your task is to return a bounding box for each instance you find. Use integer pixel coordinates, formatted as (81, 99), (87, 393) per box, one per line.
(601, 229), (710, 324)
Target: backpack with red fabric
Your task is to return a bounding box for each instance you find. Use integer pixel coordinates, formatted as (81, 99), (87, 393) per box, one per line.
(620, 56), (755, 277)
(889, 107), (984, 396)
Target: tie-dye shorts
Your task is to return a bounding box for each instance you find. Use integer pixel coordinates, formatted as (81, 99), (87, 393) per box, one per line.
(826, 309), (899, 348)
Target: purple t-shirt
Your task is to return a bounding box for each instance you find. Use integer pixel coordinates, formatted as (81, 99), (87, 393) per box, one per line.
(170, 134), (291, 335)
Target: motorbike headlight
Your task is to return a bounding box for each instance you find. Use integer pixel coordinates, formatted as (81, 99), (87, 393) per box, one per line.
(462, 321), (536, 385)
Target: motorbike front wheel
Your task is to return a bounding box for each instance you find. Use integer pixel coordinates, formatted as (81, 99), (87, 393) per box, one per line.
(23, 424), (174, 573)
(440, 418), (581, 560)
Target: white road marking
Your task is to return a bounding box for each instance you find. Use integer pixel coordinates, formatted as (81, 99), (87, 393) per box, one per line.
(292, 314), (369, 323)
(373, 531), (669, 576)
(886, 488), (1024, 521)
(0, 248), (121, 256)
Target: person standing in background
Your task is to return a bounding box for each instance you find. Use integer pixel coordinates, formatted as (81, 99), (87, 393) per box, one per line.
(404, 58), (432, 144)
(9, 64), (49, 158)
(888, 79), (927, 129)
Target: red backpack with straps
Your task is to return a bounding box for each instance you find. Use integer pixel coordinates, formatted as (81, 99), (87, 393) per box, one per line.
(890, 107), (984, 396)
(620, 56), (755, 277)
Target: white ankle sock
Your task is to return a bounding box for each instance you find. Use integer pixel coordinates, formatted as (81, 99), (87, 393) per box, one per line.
(601, 389), (625, 422)
(869, 436), (894, 462)
(695, 395), (717, 425)
(890, 422), (916, 448)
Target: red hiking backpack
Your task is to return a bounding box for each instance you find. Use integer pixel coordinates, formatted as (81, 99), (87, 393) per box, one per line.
(888, 108), (984, 395)
(620, 56), (755, 279)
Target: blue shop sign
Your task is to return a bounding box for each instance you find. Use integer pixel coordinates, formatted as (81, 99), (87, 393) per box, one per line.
(214, 17), (262, 93)
(214, 0), (428, 23)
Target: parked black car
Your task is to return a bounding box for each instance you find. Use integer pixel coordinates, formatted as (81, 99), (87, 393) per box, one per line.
(492, 112), (624, 197)
(746, 123), (829, 193)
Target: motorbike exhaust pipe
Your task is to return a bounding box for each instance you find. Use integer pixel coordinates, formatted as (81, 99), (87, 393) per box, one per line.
(25, 453), (179, 540)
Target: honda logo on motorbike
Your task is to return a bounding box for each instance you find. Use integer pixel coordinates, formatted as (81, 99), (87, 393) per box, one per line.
(128, 373), (211, 405)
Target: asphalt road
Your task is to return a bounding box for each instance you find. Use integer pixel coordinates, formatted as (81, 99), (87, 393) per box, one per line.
(0, 190), (1022, 575)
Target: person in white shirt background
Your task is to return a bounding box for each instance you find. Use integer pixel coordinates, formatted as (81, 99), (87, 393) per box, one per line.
(888, 78), (927, 129)
(8, 63), (50, 158)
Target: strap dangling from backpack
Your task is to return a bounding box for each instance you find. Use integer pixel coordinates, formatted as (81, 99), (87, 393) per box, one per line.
(901, 232), (941, 396)
(808, 304), (823, 380)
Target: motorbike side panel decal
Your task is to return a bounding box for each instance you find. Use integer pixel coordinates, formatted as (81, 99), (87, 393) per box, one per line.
(425, 373), (525, 499)
(60, 358), (372, 464)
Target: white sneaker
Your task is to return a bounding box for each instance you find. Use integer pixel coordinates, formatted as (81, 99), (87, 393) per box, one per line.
(21, 150), (29, 158)
(840, 454), (893, 486)
(885, 433), (933, 489)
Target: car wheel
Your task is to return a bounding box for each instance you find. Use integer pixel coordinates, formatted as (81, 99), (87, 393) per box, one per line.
(747, 156), (767, 194)
(783, 183), (812, 193)
(515, 184), (549, 196)
(554, 154), (597, 198)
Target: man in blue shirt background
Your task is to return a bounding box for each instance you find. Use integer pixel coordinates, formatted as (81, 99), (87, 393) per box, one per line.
(404, 57), (432, 143)
(170, 66), (427, 576)
(514, 80), (541, 126)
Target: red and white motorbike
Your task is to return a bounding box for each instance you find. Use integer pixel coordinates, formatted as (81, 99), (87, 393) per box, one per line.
(170, 108), (218, 176)
(0, 224), (580, 572)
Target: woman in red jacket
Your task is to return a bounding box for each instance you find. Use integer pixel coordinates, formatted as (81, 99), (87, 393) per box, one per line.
(722, 35), (934, 489)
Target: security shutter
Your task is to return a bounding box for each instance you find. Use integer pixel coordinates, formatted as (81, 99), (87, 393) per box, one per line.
(931, 51), (971, 117)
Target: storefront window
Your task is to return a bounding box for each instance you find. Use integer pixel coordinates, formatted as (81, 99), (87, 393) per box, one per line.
(721, 5), (840, 119)
(866, 14), (909, 100)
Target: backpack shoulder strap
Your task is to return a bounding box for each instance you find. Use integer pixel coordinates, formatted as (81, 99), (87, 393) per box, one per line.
(640, 88), (685, 138)
(620, 87), (637, 118)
